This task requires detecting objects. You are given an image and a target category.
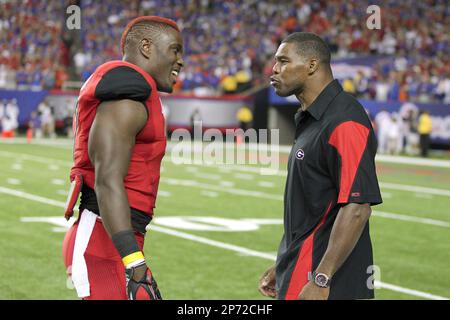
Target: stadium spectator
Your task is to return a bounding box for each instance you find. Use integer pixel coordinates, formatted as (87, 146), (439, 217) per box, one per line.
(418, 110), (432, 157)
(28, 110), (42, 139)
(190, 108), (202, 138)
(374, 108), (392, 154)
(403, 109), (419, 155)
(1, 98), (19, 138)
(37, 98), (56, 138)
(386, 116), (402, 155)
(236, 105), (253, 131)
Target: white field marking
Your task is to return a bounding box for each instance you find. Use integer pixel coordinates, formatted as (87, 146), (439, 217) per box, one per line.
(173, 160), (450, 197)
(375, 282), (447, 300)
(174, 160), (450, 199)
(379, 182), (450, 197)
(194, 173), (222, 180)
(219, 181), (235, 187)
(0, 137), (73, 149)
(160, 167), (165, 173)
(242, 219), (283, 225)
(49, 164), (60, 171)
(3, 139), (450, 168)
(0, 186), (68, 208)
(381, 192), (393, 199)
(414, 193), (433, 199)
(166, 141), (450, 169)
(12, 163), (23, 170)
(233, 173), (254, 180)
(2, 150), (450, 199)
(185, 166), (199, 173)
(201, 190), (219, 198)
(375, 154), (450, 169)
(51, 179), (66, 186)
(372, 211), (450, 228)
(5, 187), (448, 300)
(150, 225), (279, 260)
(7, 178), (21, 185)
(158, 190), (172, 197)
(0, 151), (72, 166)
(258, 181), (275, 188)
(153, 216), (263, 232)
(21, 216), (76, 229)
(164, 178), (282, 201)
(57, 189), (68, 196)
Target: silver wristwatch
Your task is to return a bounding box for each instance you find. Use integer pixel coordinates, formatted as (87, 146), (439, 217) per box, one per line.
(308, 271), (331, 288)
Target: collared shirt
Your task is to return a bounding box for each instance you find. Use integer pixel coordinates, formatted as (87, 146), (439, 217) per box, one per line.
(276, 79), (382, 300)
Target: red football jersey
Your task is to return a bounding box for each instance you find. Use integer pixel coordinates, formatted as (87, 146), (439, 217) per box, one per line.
(70, 60), (166, 216)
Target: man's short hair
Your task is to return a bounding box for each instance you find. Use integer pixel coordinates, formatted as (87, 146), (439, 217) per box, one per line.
(120, 16), (180, 55)
(282, 32), (331, 65)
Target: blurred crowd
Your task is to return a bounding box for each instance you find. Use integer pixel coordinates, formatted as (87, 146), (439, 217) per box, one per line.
(0, 0), (449, 102)
(0, 1), (69, 90)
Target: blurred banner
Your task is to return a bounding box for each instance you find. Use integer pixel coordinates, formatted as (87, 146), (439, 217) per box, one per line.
(269, 88), (450, 145)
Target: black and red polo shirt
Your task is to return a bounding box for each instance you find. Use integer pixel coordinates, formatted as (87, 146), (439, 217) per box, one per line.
(276, 79), (382, 300)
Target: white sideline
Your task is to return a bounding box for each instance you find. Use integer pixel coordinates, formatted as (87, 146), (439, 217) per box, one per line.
(0, 185), (448, 300)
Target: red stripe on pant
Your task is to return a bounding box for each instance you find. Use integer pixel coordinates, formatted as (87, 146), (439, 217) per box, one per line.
(285, 201), (333, 300)
(62, 217), (145, 300)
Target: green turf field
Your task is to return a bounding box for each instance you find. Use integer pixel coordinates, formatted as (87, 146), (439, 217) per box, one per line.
(0, 139), (449, 300)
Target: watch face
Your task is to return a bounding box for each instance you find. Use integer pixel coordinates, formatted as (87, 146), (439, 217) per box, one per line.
(315, 273), (329, 287)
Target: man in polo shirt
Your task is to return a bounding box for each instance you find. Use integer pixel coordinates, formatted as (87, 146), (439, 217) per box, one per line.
(259, 32), (382, 300)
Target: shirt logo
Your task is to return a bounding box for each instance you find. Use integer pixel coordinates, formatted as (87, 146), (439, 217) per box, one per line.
(295, 148), (305, 160)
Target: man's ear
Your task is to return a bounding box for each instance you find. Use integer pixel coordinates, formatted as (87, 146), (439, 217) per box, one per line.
(308, 59), (319, 75)
(139, 38), (152, 59)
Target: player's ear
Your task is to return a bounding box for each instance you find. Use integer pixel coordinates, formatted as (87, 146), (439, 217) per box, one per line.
(139, 38), (153, 59)
(308, 58), (319, 75)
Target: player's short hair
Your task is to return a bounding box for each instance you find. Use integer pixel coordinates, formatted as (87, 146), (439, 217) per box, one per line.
(282, 32), (331, 65)
(120, 16), (180, 55)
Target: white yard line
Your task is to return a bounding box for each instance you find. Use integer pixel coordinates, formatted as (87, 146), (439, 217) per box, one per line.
(0, 151), (73, 166)
(1, 185), (448, 300)
(372, 211), (450, 228)
(379, 182), (450, 197)
(0, 186), (68, 208)
(164, 178), (283, 201)
(7, 178), (22, 185)
(0, 138), (73, 149)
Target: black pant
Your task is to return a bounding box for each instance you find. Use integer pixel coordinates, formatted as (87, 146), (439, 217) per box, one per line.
(420, 134), (430, 157)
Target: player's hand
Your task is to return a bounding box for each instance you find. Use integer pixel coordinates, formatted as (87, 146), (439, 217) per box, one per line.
(125, 262), (162, 300)
(258, 265), (277, 298)
(298, 281), (329, 300)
